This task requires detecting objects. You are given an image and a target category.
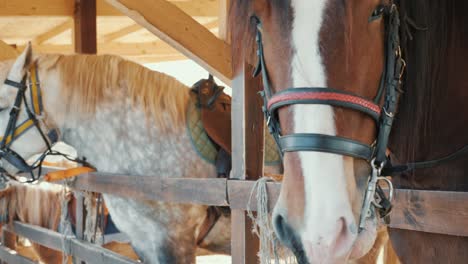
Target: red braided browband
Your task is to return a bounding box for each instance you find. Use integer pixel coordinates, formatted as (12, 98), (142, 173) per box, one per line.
(267, 91), (381, 115)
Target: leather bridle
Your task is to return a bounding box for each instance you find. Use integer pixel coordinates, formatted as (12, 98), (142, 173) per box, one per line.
(0, 63), (91, 182)
(253, 3), (468, 230)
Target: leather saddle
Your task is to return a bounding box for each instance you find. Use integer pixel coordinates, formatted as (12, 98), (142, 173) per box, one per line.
(191, 75), (231, 153)
(191, 75), (232, 177)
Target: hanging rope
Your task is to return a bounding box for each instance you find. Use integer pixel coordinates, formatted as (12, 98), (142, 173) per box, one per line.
(247, 177), (296, 264)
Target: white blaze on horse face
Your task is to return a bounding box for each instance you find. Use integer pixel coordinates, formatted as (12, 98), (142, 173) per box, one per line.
(290, 0), (357, 260)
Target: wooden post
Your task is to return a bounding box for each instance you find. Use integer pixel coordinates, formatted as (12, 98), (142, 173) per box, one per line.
(74, 191), (85, 264)
(74, 0), (97, 54)
(231, 59), (264, 262)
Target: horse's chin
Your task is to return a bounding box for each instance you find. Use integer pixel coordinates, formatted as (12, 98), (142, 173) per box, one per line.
(349, 218), (378, 260)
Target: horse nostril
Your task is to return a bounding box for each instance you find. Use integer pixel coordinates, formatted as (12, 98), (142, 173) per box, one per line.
(273, 213), (309, 263)
(273, 213), (296, 249)
(273, 214), (287, 242)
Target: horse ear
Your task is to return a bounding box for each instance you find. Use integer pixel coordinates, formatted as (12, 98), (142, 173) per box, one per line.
(208, 74), (214, 81)
(10, 42), (33, 78)
(13, 42), (32, 72)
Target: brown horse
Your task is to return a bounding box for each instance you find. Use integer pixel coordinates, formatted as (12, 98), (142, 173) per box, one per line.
(230, 0), (468, 263)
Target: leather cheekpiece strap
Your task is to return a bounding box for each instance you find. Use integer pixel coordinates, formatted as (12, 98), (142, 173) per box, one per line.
(279, 134), (374, 160)
(4, 79), (26, 90)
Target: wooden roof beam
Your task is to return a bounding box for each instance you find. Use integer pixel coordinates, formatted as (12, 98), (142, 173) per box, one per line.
(74, 0), (97, 54)
(0, 0), (218, 17)
(100, 24), (142, 43)
(106, 0), (232, 85)
(218, 0), (230, 43)
(18, 41), (181, 57)
(32, 19), (73, 45)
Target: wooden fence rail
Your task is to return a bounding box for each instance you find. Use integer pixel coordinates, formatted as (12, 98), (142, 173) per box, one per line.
(2, 172), (468, 264)
(56, 172), (468, 236)
(3, 222), (138, 264)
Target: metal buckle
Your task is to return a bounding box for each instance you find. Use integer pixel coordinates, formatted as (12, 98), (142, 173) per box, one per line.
(359, 159), (382, 230)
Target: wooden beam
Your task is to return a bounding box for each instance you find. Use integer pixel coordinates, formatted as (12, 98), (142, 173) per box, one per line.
(6, 222), (138, 264)
(106, 0), (232, 85)
(202, 19), (219, 31)
(228, 180), (468, 237)
(33, 19), (73, 45)
(100, 24), (141, 43)
(0, 40), (18, 60)
(388, 189), (468, 237)
(74, 0), (97, 54)
(0, 0), (217, 17)
(69, 174), (228, 206)
(14, 170), (468, 237)
(218, 0), (230, 43)
(126, 54), (186, 64)
(20, 41), (182, 57)
(230, 61), (263, 263)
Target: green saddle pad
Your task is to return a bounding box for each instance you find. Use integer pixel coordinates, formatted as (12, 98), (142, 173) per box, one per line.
(186, 94), (281, 166)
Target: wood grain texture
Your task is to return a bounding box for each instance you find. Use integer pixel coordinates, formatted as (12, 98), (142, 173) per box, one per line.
(69, 173), (229, 206)
(33, 19), (73, 45)
(6, 222), (139, 264)
(106, 0), (232, 85)
(389, 189), (468, 236)
(228, 180), (281, 211)
(230, 61), (262, 263)
(74, 0), (97, 54)
(100, 24), (141, 43)
(0, 0), (217, 17)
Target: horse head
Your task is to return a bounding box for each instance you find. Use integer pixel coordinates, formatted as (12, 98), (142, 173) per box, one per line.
(0, 44), (58, 176)
(231, 1), (397, 262)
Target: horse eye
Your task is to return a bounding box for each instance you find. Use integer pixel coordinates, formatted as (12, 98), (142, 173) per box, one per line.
(369, 5), (385, 22)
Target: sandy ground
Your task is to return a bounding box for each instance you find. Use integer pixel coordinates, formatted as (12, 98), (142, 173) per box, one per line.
(197, 255), (231, 264)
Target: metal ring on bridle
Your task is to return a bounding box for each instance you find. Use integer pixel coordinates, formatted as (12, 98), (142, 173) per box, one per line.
(377, 176), (394, 202)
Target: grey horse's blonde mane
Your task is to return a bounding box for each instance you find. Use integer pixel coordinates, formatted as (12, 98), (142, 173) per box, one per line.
(36, 54), (189, 132)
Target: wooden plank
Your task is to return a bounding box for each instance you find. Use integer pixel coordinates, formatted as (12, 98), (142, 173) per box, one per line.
(106, 0), (232, 85)
(74, 0), (97, 54)
(69, 239), (138, 264)
(228, 180), (468, 237)
(230, 61), (262, 263)
(74, 192), (85, 241)
(33, 19), (73, 45)
(228, 180), (281, 211)
(0, 0), (218, 17)
(0, 40), (18, 60)
(0, 245), (37, 264)
(7, 222), (138, 264)
(389, 189), (468, 237)
(20, 41), (180, 56)
(69, 173), (229, 206)
(6, 222), (64, 252)
(218, 0), (230, 43)
(100, 24), (141, 43)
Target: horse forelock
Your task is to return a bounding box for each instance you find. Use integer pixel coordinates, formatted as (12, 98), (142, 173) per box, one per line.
(35, 54), (190, 133)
